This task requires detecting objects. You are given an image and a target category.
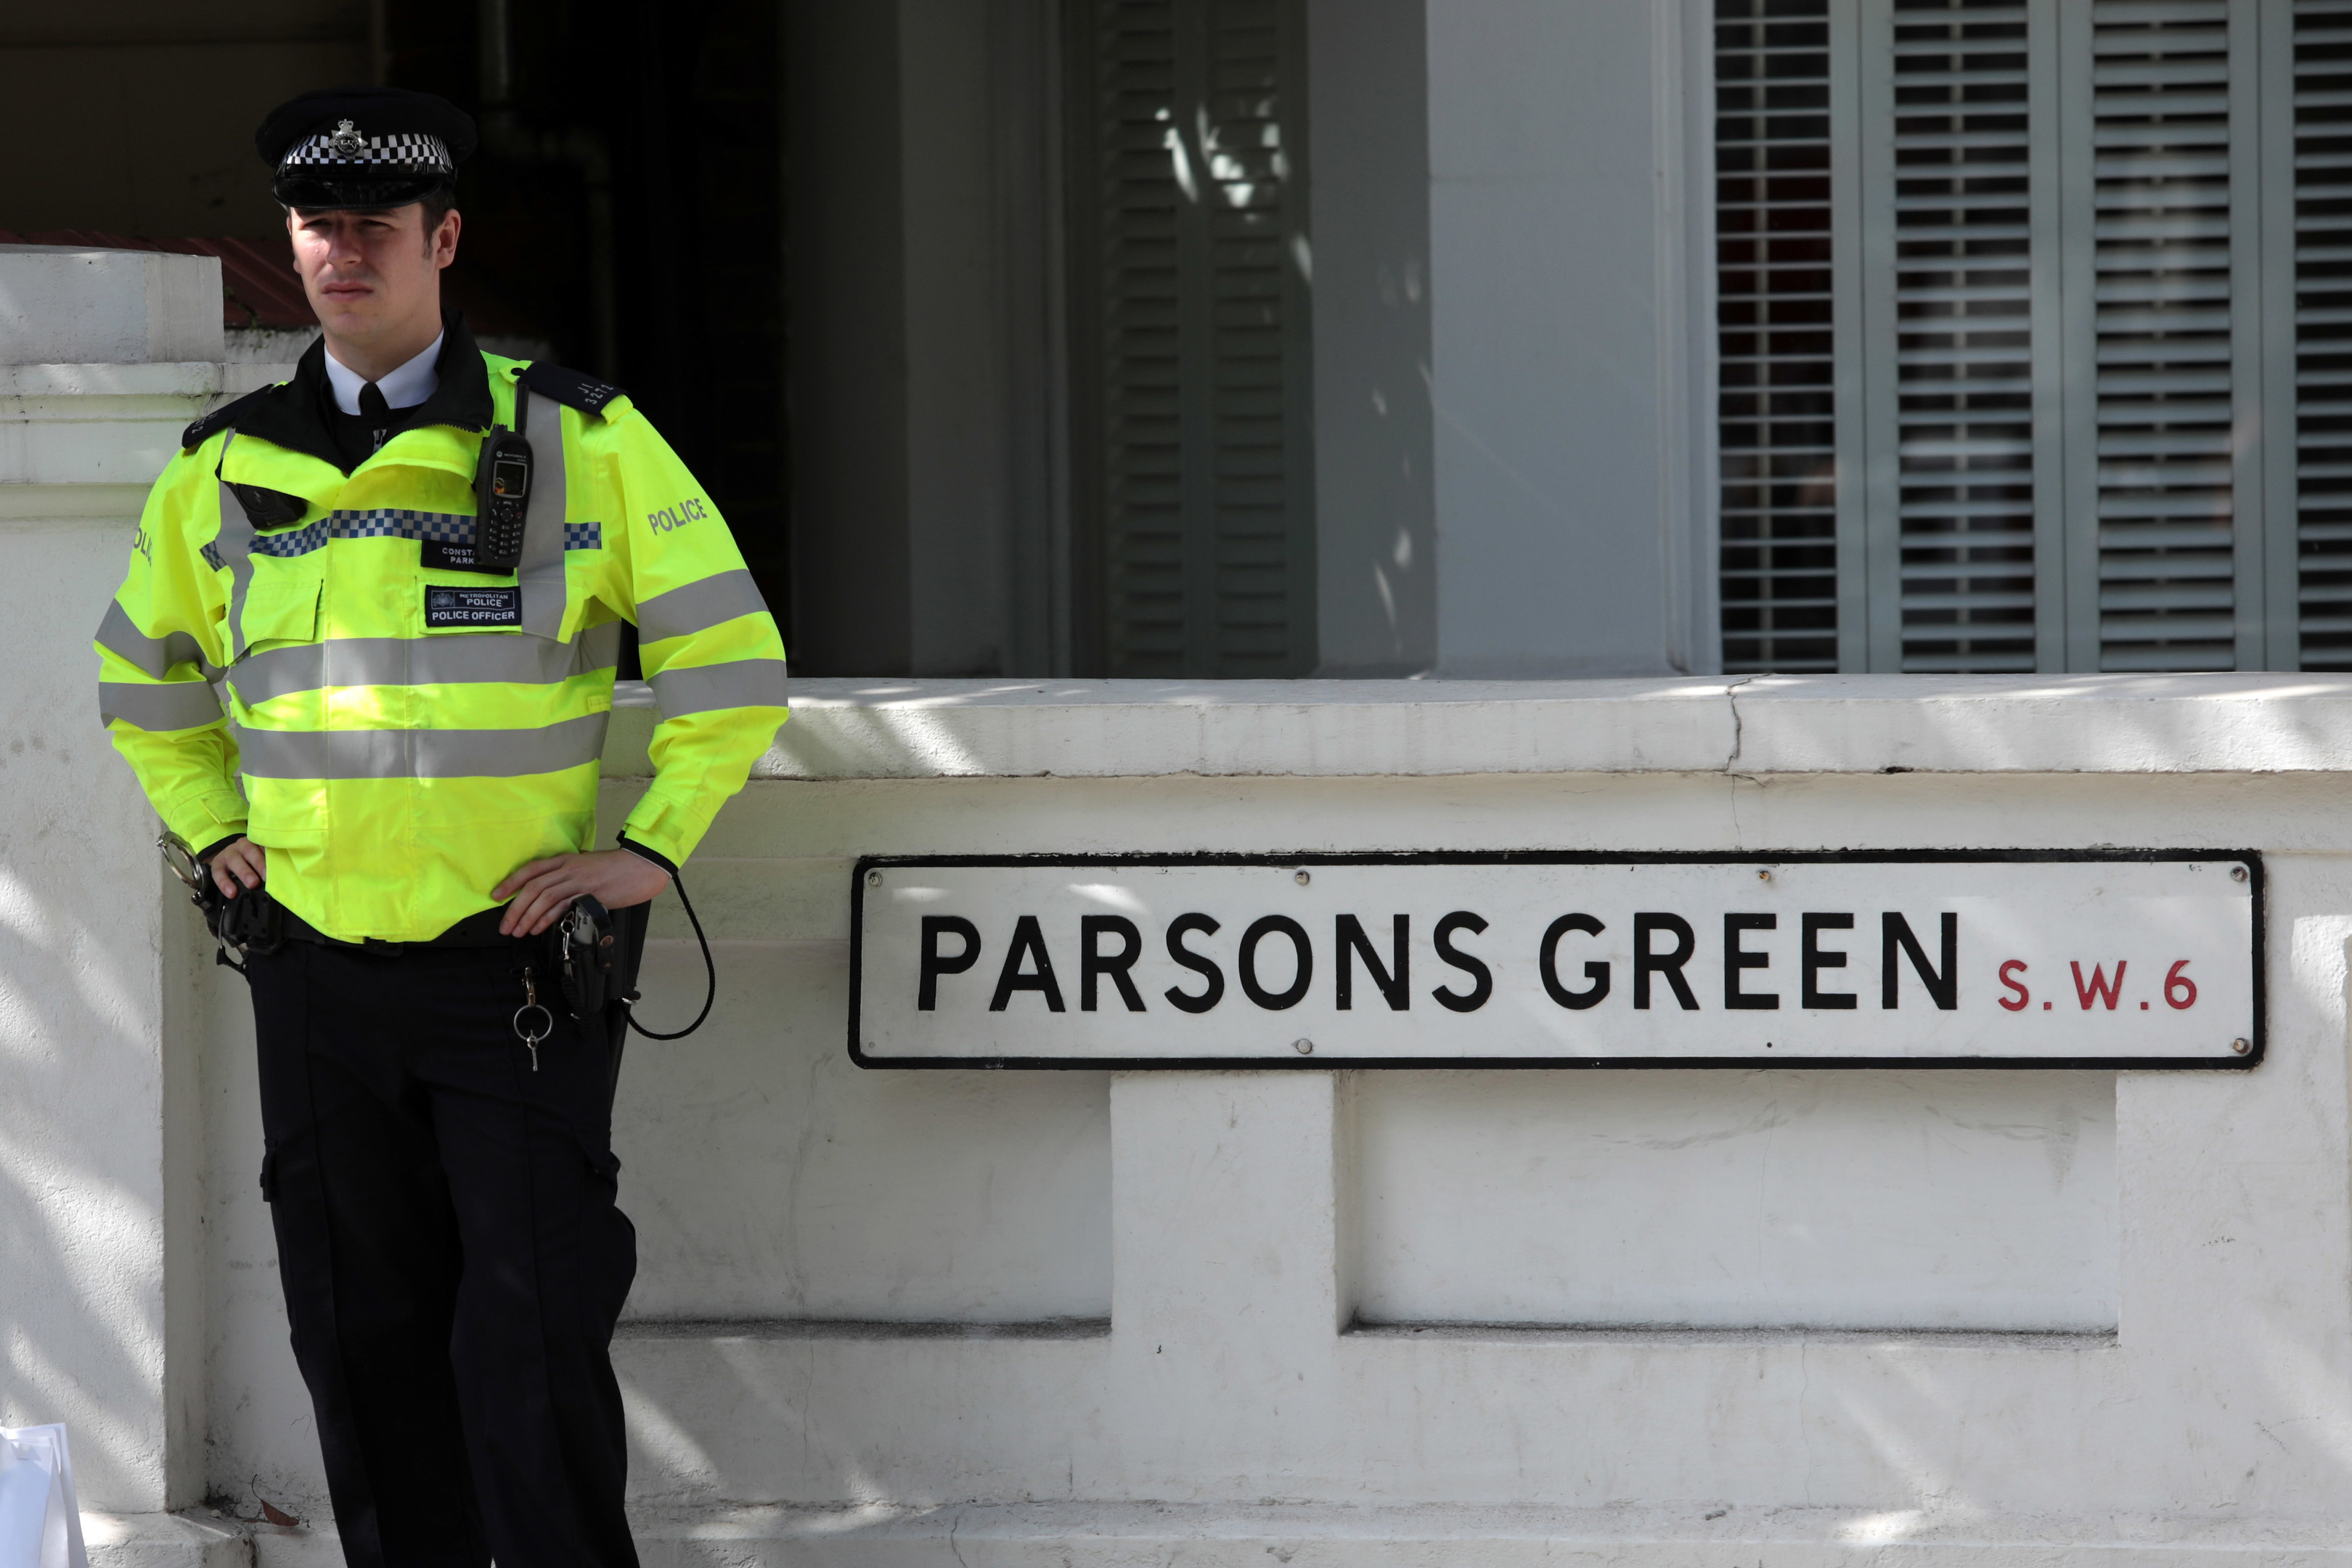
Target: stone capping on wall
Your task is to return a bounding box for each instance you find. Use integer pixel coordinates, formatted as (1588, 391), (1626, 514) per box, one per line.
(0, 247), (224, 364)
(0, 359), (296, 520)
(603, 674), (2352, 781)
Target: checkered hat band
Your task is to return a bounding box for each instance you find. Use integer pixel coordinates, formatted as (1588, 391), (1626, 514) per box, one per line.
(279, 131), (453, 174)
(245, 511), (605, 558)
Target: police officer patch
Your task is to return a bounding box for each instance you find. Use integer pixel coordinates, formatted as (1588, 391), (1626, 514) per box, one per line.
(424, 585), (520, 628)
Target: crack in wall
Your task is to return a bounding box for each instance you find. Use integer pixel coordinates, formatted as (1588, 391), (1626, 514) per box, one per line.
(1723, 676), (1760, 773)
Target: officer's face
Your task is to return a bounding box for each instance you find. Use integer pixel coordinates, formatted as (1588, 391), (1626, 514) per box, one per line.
(287, 203), (461, 348)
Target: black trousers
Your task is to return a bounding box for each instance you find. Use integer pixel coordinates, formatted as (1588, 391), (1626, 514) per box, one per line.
(249, 938), (640, 1568)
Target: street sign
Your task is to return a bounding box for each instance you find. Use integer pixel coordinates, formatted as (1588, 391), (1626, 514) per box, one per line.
(849, 852), (2261, 1069)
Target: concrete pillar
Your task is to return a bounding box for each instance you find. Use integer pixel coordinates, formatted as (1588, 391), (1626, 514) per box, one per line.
(0, 246), (221, 1522)
(1309, 0), (1439, 677)
(1101, 1071), (1347, 1494)
(788, 0), (1067, 678)
(1424, 0), (1713, 677)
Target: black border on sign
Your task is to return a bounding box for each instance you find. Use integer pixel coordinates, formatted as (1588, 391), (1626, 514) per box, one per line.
(844, 849), (2266, 1071)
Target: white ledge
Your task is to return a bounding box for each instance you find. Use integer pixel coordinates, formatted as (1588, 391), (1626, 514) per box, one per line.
(0, 361), (296, 499)
(648, 674), (2352, 783)
(621, 1500), (2352, 1561)
(0, 362), (226, 399)
(150, 1500), (2352, 1566)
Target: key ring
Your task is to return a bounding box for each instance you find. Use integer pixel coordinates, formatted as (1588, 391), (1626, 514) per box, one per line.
(514, 968), (553, 1071)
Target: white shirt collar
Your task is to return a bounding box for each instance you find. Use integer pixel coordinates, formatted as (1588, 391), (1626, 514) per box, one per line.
(322, 332), (444, 416)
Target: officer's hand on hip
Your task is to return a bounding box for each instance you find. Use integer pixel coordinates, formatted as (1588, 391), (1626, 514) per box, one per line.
(209, 837), (268, 899)
(494, 849), (672, 937)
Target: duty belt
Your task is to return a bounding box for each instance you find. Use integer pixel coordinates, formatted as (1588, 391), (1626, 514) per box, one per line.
(276, 902), (527, 951)
(158, 831), (709, 1040)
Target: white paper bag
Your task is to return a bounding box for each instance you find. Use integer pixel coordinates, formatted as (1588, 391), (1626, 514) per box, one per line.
(0, 1426), (86, 1568)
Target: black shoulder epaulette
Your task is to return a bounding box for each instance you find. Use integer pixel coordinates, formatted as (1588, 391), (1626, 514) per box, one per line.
(515, 361), (627, 419)
(181, 385), (277, 452)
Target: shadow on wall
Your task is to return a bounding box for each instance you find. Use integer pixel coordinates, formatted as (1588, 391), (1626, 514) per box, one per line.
(0, 640), (188, 1511)
(0, 865), (173, 1499)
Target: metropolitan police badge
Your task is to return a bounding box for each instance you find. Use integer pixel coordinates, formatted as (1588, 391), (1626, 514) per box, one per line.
(330, 118), (364, 156)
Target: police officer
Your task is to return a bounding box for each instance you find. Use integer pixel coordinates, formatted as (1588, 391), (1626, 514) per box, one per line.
(92, 87), (789, 1568)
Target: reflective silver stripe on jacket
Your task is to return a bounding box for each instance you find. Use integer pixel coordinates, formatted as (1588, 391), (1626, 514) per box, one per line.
(519, 390), (568, 641)
(648, 658), (790, 719)
(213, 434), (263, 661)
(636, 569), (768, 644)
(234, 711), (611, 780)
(99, 679), (224, 732)
(576, 619), (623, 674)
(96, 601), (212, 680)
(231, 629), (622, 706)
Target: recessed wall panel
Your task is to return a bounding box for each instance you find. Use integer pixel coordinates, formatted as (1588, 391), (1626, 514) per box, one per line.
(1352, 1069), (2115, 1331)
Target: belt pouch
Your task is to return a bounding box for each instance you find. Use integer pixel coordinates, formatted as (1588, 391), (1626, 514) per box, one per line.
(554, 897), (634, 1018)
(217, 885), (285, 955)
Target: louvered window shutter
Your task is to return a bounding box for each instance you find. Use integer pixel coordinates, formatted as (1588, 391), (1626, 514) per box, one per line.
(1715, 0), (1845, 674)
(1715, 0), (2284, 673)
(2295, 0), (2352, 668)
(1867, 0), (2048, 673)
(1068, 0), (1318, 677)
(2063, 0), (2264, 671)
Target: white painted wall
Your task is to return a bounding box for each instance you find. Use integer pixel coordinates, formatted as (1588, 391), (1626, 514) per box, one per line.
(1424, 0), (1709, 677)
(377, 677), (2352, 1561)
(33, 605), (2352, 1564)
(0, 247), (265, 1567)
(25, 242), (2352, 1567)
(462, 677), (2352, 1564)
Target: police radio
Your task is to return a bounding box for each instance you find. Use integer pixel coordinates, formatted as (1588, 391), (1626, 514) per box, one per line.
(472, 424), (533, 573)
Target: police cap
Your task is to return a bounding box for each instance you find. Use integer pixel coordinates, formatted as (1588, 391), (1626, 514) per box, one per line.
(256, 87), (478, 213)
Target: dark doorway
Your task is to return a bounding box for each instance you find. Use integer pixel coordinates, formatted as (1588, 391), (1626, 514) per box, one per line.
(384, 0), (791, 639)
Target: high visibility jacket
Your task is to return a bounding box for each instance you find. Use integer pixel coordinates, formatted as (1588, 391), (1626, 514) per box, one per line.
(95, 330), (788, 943)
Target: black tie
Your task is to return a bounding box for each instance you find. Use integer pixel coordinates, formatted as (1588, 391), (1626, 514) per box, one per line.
(359, 381), (391, 451)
